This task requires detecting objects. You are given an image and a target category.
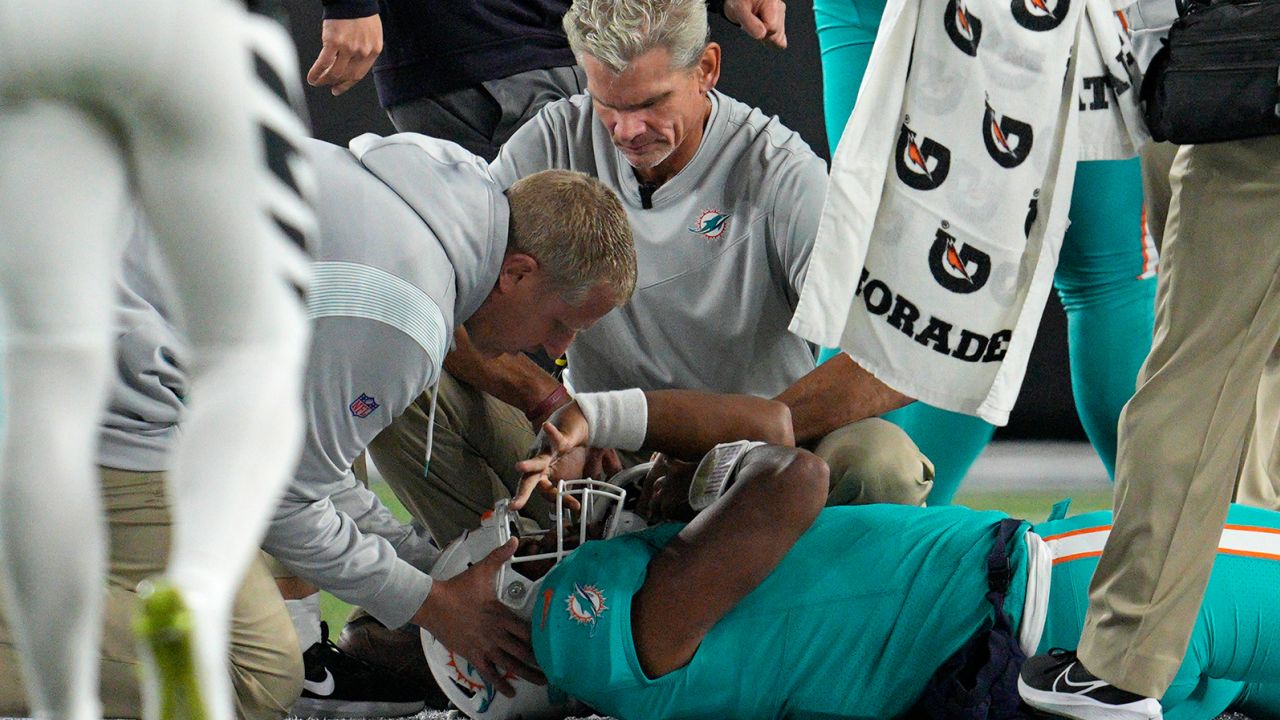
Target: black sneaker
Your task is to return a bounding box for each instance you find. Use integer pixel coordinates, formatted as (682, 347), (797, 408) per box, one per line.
(1018, 649), (1163, 720)
(290, 622), (426, 718)
(337, 615), (449, 710)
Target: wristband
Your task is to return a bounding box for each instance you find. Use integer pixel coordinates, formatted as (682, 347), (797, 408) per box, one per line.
(526, 384), (571, 425)
(573, 389), (648, 451)
(688, 441), (766, 512)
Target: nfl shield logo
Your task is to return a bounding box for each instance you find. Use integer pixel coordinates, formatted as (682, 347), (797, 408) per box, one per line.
(349, 393), (379, 418)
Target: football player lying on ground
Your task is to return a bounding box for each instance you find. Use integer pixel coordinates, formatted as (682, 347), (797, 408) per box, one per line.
(499, 392), (1280, 720)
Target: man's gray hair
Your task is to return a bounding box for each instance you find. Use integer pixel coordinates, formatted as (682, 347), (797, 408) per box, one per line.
(506, 169), (637, 305)
(563, 0), (710, 75)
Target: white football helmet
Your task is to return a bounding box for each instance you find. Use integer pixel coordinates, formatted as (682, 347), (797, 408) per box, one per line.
(421, 477), (646, 720)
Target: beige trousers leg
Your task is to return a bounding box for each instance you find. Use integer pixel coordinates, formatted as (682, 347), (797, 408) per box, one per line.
(1139, 140), (1180, 249)
(368, 371), (552, 546)
(1077, 136), (1280, 697)
(0, 468), (303, 719)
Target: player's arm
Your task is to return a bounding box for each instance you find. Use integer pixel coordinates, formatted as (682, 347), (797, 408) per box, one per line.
(632, 445), (829, 677)
(765, 141), (915, 443)
(775, 353), (914, 443)
(512, 390), (793, 508)
(642, 390), (795, 458)
(309, 1), (383, 96)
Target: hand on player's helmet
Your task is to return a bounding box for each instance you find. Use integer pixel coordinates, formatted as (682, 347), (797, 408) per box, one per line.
(415, 539), (546, 696)
(308, 15), (383, 96)
(583, 447), (624, 480)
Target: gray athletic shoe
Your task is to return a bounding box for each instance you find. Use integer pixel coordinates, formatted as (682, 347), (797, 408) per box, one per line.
(1018, 649), (1163, 720)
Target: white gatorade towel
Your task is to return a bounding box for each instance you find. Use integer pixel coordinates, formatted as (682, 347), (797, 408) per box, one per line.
(790, 0), (1148, 424)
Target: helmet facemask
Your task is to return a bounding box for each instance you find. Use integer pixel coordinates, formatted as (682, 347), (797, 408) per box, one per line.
(421, 477), (641, 720)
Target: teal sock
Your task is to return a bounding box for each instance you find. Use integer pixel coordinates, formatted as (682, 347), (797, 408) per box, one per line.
(1054, 158), (1154, 479)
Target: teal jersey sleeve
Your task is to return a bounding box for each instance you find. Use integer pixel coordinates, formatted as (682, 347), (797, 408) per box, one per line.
(534, 507), (1030, 720)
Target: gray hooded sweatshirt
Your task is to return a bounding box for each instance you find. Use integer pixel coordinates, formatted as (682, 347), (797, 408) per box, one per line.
(98, 212), (187, 472)
(262, 134), (508, 627)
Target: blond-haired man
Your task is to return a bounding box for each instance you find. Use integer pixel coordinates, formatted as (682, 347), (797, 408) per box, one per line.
(262, 133), (635, 715)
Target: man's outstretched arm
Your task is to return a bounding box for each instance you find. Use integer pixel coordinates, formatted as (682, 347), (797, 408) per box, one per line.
(774, 352), (914, 444)
(632, 445), (829, 677)
(511, 389), (794, 508)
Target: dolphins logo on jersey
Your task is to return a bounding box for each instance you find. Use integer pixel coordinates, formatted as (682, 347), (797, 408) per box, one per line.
(688, 210), (730, 240)
(929, 226), (992, 294)
(982, 97), (1034, 168)
(944, 0), (983, 56)
(895, 121), (952, 191)
(445, 651), (498, 712)
(566, 583), (608, 637)
(1011, 0), (1070, 31)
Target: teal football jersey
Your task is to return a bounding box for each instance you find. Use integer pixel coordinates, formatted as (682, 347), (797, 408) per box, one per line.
(532, 505), (1030, 720)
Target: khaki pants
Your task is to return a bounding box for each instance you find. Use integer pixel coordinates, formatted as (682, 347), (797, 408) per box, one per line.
(0, 468), (304, 719)
(1138, 140), (1180, 250)
(369, 370), (935, 547)
(1078, 136), (1280, 697)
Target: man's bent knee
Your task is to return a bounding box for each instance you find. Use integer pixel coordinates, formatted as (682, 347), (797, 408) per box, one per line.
(813, 418), (934, 506)
(230, 556), (304, 719)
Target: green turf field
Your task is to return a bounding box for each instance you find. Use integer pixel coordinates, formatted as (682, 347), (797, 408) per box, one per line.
(318, 481), (1117, 633)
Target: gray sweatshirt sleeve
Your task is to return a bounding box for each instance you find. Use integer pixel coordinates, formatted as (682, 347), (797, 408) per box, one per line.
(98, 212), (188, 472)
(263, 314), (442, 628)
(489, 101), (560, 189)
(768, 147), (830, 306)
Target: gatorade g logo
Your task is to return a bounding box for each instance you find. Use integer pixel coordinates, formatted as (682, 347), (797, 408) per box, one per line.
(983, 97), (1034, 168)
(1011, 0), (1069, 31)
(945, 0), (983, 56)
(929, 226), (991, 294)
(895, 121), (952, 190)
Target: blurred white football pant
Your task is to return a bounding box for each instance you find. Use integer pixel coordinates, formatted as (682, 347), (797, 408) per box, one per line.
(0, 2), (314, 719)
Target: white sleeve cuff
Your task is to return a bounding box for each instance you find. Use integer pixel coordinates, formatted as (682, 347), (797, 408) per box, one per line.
(574, 389), (648, 451)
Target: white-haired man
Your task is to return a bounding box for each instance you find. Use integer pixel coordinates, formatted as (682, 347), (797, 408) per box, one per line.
(366, 0), (931, 559)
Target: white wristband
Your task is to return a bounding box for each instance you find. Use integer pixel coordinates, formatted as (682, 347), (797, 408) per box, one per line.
(573, 389), (648, 451)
